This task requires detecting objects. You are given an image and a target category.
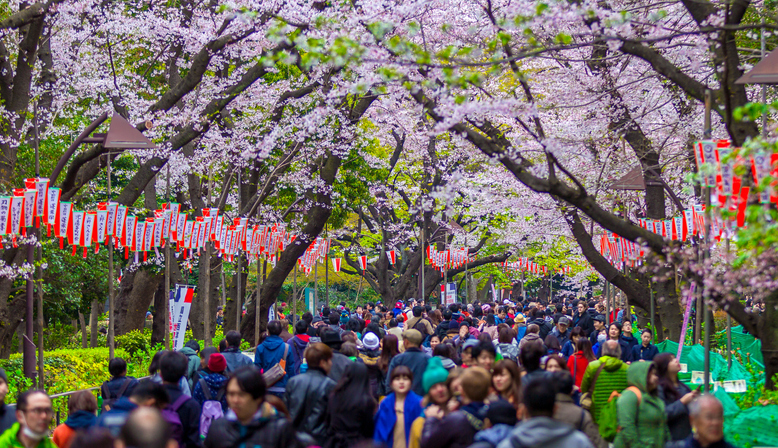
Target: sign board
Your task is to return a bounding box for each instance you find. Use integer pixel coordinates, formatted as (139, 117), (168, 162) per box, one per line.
(691, 371), (713, 385)
(169, 284), (195, 350)
(679, 363), (688, 373)
(440, 282), (457, 305)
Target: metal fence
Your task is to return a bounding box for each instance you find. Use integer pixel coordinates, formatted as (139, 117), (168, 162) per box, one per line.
(50, 376), (151, 426)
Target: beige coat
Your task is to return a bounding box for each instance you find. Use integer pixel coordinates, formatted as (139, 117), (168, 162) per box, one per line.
(552, 393), (607, 448)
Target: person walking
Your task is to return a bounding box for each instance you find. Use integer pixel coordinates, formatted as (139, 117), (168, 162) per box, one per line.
(374, 366), (424, 448)
(385, 330), (431, 397)
(100, 358), (139, 412)
(654, 353), (699, 441)
(160, 351), (202, 448)
(550, 371), (606, 448)
(254, 320), (296, 397)
(0, 390), (57, 448)
(290, 319), (311, 375)
(597, 323), (633, 363)
(568, 338), (597, 388)
(221, 331), (254, 373)
(665, 395), (738, 448)
(580, 340), (628, 427)
(285, 342), (337, 445)
(497, 377), (594, 448)
(95, 381), (170, 437)
(420, 367), (491, 448)
(613, 361), (670, 448)
(631, 329), (659, 362)
(491, 360), (522, 411)
(324, 362), (377, 448)
(52, 391), (97, 448)
(179, 340), (201, 390)
(408, 357), (451, 448)
(359, 331), (385, 400)
(204, 366), (302, 448)
(574, 301), (594, 336)
(192, 353), (229, 412)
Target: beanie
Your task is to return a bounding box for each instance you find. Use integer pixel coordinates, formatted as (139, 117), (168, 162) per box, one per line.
(207, 353), (228, 373)
(422, 357), (449, 394)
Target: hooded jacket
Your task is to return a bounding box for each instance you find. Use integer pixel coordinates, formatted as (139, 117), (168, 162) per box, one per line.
(358, 349), (385, 399)
(421, 402), (487, 448)
(290, 334), (310, 375)
(574, 311), (594, 335)
(518, 332), (544, 354)
(613, 362), (670, 448)
(496, 342), (519, 362)
(179, 347), (200, 389)
(495, 416), (594, 448)
(52, 410), (97, 448)
(254, 335), (296, 390)
(580, 355), (628, 425)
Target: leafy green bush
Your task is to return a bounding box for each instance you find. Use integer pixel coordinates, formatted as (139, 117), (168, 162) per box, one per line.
(116, 329), (151, 356)
(0, 347), (153, 424)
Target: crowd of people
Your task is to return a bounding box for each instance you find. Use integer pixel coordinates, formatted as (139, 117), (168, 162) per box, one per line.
(0, 297), (738, 447)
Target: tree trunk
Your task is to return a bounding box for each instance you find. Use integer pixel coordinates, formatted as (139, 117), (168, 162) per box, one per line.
(89, 298), (102, 348)
(190, 250), (221, 342)
(114, 269), (163, 336)
(78, 311), (87, 349)
(150, 279), (166, 346)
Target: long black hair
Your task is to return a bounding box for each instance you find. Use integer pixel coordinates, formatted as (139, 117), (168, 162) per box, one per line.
(654, 353), (681, 401)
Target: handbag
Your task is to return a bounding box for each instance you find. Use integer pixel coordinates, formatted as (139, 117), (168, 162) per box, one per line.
(580, 362), (606, 411)
(262, 344), (289, 386)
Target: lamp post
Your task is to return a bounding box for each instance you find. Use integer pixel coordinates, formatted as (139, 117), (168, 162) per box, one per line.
(48, 112), (155, 362)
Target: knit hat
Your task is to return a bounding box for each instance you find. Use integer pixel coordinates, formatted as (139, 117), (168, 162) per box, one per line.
(422, 357), (449, 394)
(363, 332), (380, 350)
(0, 368), (7, 385)
(208, 353), (227, 373)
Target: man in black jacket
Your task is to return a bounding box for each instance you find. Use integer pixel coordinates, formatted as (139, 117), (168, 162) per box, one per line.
(160, 351), (202, 448)
(385, 329), (430, 396)
(529, 309), (553, 340)
(320, 330), (350, 383)
(205, 367), (302, 448)
(284, 342), (336, 445)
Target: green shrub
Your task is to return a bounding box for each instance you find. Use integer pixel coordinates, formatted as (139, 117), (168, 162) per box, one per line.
(116, 329), (151, 356)
(0, 347), (153, 425)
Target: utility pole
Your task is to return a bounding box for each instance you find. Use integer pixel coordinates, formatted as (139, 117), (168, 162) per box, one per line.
(703, 89), (713, 393)
(107, 152), (115, 360)
(164, 165), (171, 350)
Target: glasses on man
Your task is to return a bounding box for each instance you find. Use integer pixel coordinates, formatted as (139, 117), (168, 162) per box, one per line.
(24, 407), (53, 416)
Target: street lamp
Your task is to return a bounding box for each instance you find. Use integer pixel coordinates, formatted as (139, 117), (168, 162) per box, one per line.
(23, 112), (155, 380)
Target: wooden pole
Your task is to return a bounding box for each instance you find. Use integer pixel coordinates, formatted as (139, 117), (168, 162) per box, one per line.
(107, 153), (115, 360)
(34, 107), (44, 387)
(164, 165), (171, 350)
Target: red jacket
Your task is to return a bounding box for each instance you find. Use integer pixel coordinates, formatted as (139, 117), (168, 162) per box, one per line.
(567, 351), (590, 387)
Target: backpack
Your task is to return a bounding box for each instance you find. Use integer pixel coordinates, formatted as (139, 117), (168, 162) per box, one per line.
(413, 318), (431, 337)
(198, 378), (225, 438)
(600, 385), (641, 442)
(162, 394), (189, 447)
(100, 378), (132, 412)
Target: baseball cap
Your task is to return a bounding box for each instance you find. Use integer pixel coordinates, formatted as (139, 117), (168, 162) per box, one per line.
(593, 315), (606, 323)
(559, 316), (571, 326)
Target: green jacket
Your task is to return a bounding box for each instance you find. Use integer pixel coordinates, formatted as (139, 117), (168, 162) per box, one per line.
(613, 362), (670, 448)
(179, 347), (200, 389)
(580, 355), (628, 425)
(0, 423), (56, 448)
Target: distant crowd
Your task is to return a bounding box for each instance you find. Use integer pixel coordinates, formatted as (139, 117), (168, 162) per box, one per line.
(0, 296), (736, 447)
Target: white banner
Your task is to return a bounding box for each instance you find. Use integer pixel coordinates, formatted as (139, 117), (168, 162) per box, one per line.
(170, 285), (195, 350)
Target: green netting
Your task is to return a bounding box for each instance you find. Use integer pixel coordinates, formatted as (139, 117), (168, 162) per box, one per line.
(725, 405), (778, 448)
(716, 325), (764, 367)
(656, 340), (757, 385)
(713, 386), (741, 417)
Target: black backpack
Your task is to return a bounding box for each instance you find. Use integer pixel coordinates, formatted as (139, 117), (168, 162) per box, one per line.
(101, 378), (132, 412)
